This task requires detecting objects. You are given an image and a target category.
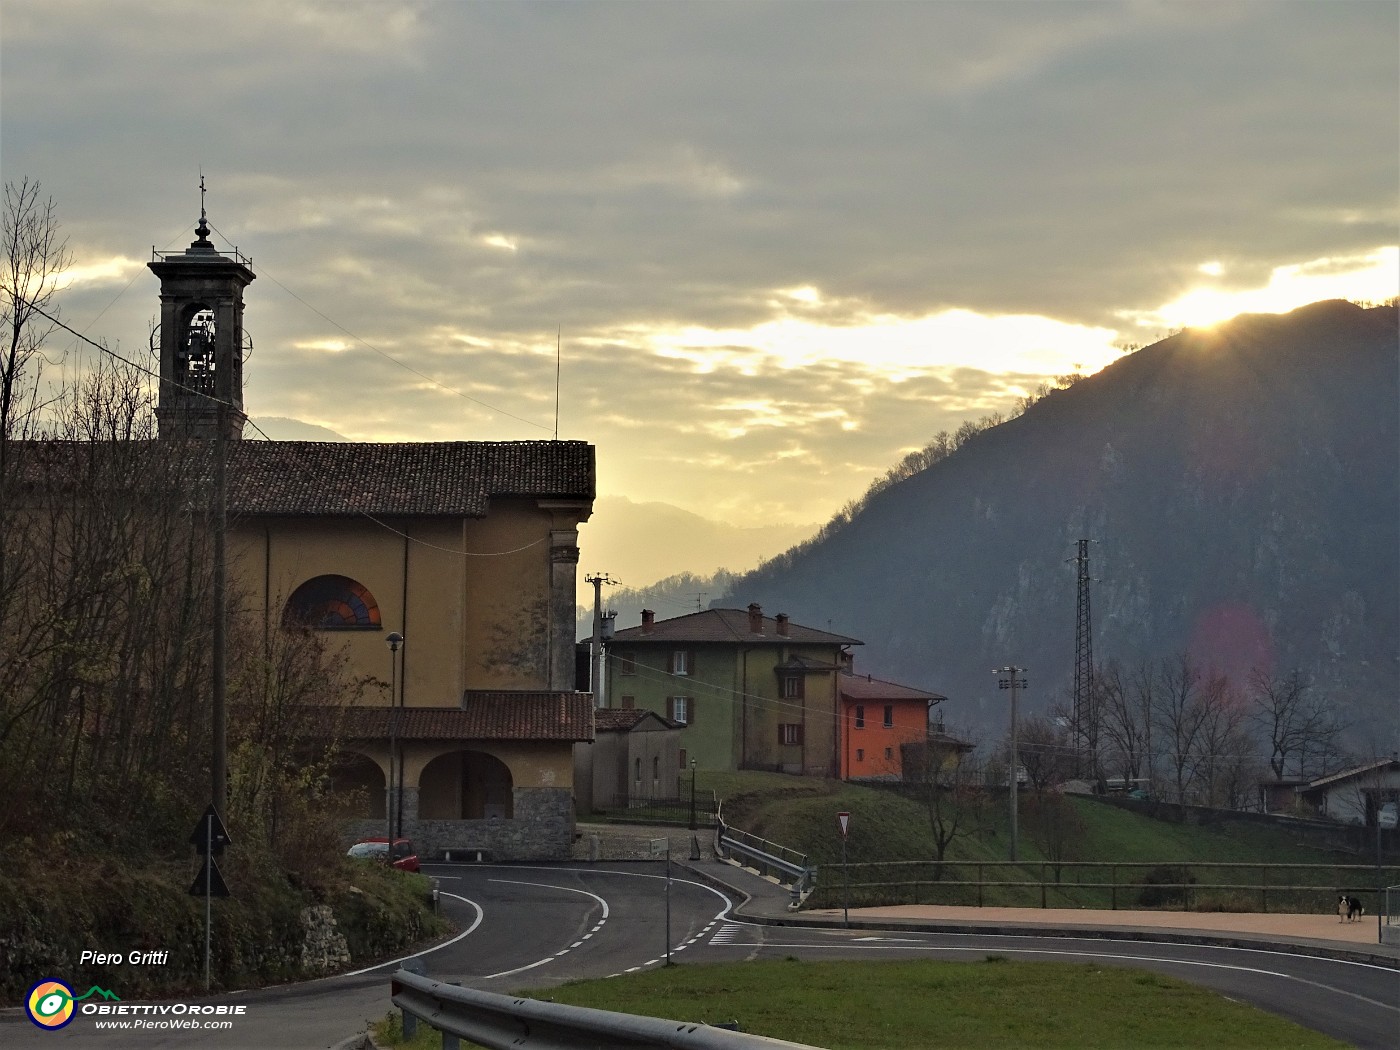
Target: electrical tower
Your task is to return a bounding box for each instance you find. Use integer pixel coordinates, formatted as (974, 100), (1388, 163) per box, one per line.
(1071, 538), (1096, 780)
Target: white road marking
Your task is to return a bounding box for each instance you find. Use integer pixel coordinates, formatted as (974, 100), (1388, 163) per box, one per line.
(339, 892), (484, 977)
(481, 879), (610, 979)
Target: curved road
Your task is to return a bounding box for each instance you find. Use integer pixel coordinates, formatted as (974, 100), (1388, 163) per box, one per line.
(4, 861), (1396, 1048)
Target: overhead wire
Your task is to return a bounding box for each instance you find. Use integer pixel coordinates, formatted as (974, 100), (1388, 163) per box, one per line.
(15, 296), (552, 559)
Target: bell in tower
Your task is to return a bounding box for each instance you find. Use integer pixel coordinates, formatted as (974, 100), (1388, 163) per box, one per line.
(149, 189), (254, 441)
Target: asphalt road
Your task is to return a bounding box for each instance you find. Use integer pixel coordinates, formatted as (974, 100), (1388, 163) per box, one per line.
(4, 861), (1396, 1049)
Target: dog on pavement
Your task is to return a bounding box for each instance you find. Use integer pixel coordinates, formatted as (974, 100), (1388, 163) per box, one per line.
(1337, 894), (1364, 922)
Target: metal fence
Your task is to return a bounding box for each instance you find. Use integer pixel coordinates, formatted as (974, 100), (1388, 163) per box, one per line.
(802, 860), (1400, 913)
(390, 968), (822, 1049)
(594, 790), (720, 828)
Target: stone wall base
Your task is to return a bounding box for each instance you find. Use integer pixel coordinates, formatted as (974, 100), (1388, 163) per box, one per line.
(343, 787), (575, 862)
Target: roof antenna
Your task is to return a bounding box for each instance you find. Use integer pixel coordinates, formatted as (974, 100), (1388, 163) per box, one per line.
(553, 325), (561, 440)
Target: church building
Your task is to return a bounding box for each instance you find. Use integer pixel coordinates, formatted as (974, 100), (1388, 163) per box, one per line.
(150, 210), (596, 861)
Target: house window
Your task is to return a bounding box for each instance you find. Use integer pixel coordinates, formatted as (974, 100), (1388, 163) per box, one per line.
(617, 652), (637, 675)
(854, 705), (865, 729)
(671, 650), (690, 676)
(668, 696), (693, 725)
(678, 747), (688, 769)
(883, 705), (894, 728)
(634, 757), (642, 788)
(620, 695), (635, 710)
(652, 756), (660, 792)
(779, 723), (803, 746)
(782, 675), (803, 699)
(885, 747), (893, 760)
(856, 748), (864, 762)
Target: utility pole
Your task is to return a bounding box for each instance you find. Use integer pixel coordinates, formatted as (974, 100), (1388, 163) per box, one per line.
(1069, 539), (1095, 782)
(585, 574), (616, 709)
(211, 405), (228, 820)
(995, 667), (1027, 862)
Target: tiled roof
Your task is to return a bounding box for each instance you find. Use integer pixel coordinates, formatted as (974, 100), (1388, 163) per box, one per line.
(610, 608), (861, 646)
(840, 672), (947, 703)
(594, 708), (681, 732)
(330, 691), (594, 742)
(9, 439), (595, 518)
(230, 440), (595, 516)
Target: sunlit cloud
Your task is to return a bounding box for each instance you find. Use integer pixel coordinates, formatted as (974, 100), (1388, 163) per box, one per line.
(1197, 261), (1224, 277)
(1122, 247), (1398, 330)
(609, 309), (1122, 383)
(482, 233), (519, 252)
(56, 255), (143, 290)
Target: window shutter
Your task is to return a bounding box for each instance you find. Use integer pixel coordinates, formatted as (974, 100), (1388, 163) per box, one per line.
(686, 697), (696, 725)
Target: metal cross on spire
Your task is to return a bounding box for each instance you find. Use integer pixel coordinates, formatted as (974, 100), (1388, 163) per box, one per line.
(196, 171), (210, 241)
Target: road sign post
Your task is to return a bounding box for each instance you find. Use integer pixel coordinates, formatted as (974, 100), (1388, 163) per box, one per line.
(837, 812), (850, 927)
(189, 805), (233, 990)
(651, 837), (672, 966)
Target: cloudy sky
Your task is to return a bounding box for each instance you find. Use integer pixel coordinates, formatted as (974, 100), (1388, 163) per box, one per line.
(3, 1), (1396, 584)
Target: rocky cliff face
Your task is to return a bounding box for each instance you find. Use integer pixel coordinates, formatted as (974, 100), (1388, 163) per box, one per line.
(722, 301), (1398, 743)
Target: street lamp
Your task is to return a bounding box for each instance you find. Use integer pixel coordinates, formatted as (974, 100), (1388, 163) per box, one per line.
(386, 632), (404, 843)
(994, 666), (1027, 862)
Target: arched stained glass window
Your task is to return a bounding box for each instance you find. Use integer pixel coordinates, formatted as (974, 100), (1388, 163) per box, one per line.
(284, 575), (382, 630)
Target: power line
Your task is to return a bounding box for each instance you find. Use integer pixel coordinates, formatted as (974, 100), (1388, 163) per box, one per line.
(14, 296), (550, 559)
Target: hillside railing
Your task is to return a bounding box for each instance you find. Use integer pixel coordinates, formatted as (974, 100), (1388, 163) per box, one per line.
(801, 860), (1400, 915)
(715, 819), (817, 909)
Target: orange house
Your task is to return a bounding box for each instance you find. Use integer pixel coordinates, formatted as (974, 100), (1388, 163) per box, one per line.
(839, 671), (945, 781)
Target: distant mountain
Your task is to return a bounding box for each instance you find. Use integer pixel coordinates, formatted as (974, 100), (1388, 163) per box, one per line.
(718, 301), (1399, 744)
(247, 417), (349, 442)
(578, 496), (814, 595)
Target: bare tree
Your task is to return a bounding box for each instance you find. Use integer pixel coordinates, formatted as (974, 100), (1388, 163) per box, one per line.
(1016, 714), (1075, 793)
(906, 733), (982, 875)
(1, 178), (70, 449)
(1248, 668), (1347, 781)
(1153, 654), (1211, 816)
(1194, 671), (1257, 809)
(1096, 660), (1150, 790)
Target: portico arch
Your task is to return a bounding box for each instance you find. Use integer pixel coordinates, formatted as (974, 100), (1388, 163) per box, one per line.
(418, 750), (515, 820)
(328, 751), (385, 819)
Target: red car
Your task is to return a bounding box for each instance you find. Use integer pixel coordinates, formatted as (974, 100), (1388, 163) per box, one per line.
(347, 837), (420, 873)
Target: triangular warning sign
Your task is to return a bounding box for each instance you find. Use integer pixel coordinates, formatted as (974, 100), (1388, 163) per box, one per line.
(188, 857), (231, 898)
(189, 804), (232, 856)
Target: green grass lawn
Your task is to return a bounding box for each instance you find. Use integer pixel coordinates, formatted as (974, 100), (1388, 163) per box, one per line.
(694, 771), (1390, 912)
(373, 958), (1347, 1050)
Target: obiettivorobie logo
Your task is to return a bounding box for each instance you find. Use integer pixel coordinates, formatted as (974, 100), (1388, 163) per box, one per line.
(25, 979), (120, 1030)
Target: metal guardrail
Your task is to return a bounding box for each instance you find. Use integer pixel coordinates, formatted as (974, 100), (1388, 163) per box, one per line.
(390, 969), (824, 1049)
(716, 821), (817, 909)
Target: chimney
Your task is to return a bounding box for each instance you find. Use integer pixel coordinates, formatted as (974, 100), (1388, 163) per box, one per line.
(775, 612), (789, 637)
(747, 603), (763, 634)
(641, 609), (654, 634)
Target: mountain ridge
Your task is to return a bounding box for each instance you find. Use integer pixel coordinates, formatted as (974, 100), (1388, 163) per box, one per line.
(717, 300), (1399, 744)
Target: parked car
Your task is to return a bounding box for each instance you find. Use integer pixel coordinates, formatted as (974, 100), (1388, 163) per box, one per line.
(347, 837), (420, 873)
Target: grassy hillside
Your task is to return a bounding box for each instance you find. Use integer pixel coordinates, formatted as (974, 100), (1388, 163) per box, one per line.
(703, 772), (1391, 911)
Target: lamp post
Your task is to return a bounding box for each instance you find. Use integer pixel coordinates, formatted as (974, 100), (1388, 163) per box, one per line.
(994, 666), (1027, 862)
(688, 758), (698, 831)
(386, 632), (404, 842)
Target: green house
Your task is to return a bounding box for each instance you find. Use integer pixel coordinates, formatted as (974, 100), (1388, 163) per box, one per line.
(605, 604), (862, 776)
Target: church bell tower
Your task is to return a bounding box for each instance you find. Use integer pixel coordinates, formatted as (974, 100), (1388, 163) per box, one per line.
(149, 192), (254, 440)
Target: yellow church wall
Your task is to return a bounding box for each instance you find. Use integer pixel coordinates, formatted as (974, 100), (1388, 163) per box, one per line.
(229, 516), (469, 708)
(460, 500), (557, 691)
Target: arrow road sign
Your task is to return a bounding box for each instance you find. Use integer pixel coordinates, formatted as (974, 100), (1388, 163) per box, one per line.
(189, 804), (232, 856)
